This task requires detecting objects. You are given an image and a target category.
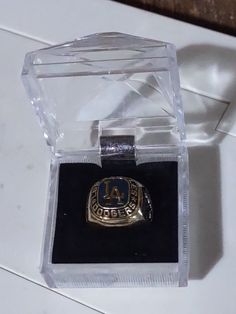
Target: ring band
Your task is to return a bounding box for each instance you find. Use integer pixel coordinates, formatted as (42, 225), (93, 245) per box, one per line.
(87, 176), (153, 227)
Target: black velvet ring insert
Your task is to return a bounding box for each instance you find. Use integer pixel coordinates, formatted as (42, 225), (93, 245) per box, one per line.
(52, 161), (178, 263)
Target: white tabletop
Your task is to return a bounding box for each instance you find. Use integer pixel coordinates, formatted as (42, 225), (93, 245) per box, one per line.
(0, 0), (236, 313)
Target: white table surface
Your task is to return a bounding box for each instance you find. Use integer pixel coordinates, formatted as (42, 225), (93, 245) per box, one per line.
(0, 0), (236, 313)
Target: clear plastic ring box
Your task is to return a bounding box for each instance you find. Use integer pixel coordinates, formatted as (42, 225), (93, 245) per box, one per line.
(22, 32), (189, 288)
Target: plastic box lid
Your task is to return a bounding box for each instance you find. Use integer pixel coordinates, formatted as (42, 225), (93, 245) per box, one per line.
(22, 32), (185, 156)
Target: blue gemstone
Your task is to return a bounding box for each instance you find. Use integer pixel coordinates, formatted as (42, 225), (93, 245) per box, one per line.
(98, 178), (129, 208)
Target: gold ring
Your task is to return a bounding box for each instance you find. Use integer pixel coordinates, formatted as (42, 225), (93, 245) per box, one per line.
(87, 176), (153, 227)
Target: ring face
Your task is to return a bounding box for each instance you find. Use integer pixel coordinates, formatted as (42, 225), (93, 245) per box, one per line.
(87, 176), (152, 227)
(98, 177), (129, 209)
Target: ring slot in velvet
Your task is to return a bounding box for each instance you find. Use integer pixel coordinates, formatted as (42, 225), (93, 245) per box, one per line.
(52, 161), (178, 263)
